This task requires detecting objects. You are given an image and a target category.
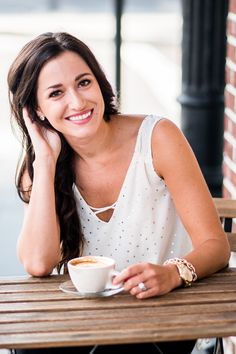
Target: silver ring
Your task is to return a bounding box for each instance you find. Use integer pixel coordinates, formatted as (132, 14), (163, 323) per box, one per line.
(138, 282), (147, 292)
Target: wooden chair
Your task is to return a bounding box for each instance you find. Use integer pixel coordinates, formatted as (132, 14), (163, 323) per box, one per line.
(213, 197), (236, 252)
(212, 198), (236, 354)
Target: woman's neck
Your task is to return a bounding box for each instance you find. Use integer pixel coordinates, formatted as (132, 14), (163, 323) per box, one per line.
(68, 116), (117, 163)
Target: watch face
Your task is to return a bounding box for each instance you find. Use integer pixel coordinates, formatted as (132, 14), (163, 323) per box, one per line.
(178, 264), (193, 282)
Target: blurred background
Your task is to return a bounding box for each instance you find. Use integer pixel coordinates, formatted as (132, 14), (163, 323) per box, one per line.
(0, 0), (182, 276)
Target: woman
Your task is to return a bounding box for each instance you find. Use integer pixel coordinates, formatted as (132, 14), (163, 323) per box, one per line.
(8, 32), (230, 354)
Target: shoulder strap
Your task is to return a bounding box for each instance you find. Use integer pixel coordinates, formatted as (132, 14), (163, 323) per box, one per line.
(136, 115), (164, 157)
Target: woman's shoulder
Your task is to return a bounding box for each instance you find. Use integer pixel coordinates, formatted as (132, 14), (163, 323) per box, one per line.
(146, 116), (183, 143)
(110, 114), (183, 143)
(151, 118), (194, 177)
(110, 114), (146, 136)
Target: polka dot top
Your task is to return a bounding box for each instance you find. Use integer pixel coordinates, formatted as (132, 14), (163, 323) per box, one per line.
(73, 115), (193, 271)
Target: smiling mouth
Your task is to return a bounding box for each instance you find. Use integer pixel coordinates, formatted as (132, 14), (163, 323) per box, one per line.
(67, 109), (93, 122)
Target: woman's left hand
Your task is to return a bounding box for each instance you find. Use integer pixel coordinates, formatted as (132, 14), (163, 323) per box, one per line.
(113, 262), (180, 299)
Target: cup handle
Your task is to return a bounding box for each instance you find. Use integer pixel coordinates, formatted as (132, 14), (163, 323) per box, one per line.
(107, 270), (123, 289)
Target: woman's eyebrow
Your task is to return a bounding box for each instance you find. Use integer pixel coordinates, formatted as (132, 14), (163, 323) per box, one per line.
(46, 73), (92, 90)
(75, 73), (92, 81)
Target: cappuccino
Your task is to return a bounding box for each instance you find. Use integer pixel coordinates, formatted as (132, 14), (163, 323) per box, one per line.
(70, 258), (107, 268)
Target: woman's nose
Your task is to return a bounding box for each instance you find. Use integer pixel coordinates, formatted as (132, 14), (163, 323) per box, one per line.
(67, 90), (85, 109)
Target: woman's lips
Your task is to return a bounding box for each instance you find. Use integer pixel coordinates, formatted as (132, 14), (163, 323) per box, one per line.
(66, 109), (93, 124)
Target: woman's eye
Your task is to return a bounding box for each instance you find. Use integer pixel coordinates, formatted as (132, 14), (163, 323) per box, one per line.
(49, 90), (61, 98)
(79, 79), (91, 87)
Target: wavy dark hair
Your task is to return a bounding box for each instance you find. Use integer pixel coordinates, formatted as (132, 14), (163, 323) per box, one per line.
(7, 32), (119, 272)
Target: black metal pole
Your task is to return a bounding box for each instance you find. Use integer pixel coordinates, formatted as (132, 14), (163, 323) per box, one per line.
(178, 0), (228, 197)
(114, 0), (124, 98)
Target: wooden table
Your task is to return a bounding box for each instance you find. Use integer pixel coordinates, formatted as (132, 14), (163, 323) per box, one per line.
(1, 268), (236, 349)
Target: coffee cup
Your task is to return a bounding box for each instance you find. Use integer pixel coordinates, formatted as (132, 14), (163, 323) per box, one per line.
(68, 256), (120, 294)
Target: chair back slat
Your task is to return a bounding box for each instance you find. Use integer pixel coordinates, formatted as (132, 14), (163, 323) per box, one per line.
(227, 233), (236, 252)
(213, 198), (236, 252)
(213, 198), (236, 218)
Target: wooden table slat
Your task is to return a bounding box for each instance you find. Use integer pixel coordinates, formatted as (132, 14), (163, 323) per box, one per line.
(1, 301), (236, 325)
(2, 308), (236, 335)
(1, 290), (236, 313)
(2, 322), (236, 349)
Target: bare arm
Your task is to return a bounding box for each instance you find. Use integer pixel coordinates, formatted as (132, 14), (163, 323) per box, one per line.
(152, 119), (230, 278)
(17, 109), (62, 276)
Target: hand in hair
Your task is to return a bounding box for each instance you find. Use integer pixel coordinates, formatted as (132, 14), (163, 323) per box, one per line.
(23, 107), (61, 166)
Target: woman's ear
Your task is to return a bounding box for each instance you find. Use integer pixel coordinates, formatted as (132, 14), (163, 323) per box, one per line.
(36, 109), (46, 121)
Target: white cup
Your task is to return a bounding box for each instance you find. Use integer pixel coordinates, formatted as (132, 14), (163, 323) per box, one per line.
(68, 256), (120, 294)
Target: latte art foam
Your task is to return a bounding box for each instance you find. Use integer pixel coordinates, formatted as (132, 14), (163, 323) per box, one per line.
(71, 259), (107, 268)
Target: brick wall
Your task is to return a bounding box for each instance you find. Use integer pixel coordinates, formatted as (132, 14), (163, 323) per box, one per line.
(224, 0), (236, 197)
(220, 6), (236, 354)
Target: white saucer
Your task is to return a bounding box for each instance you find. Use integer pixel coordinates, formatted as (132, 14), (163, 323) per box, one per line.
(59, 280), (124, 298)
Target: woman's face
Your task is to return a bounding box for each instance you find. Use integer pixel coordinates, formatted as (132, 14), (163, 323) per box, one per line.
(36, 50), (105, 142)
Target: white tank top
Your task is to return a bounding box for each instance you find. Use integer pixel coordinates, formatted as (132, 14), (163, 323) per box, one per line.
(73, 115), (192, 271)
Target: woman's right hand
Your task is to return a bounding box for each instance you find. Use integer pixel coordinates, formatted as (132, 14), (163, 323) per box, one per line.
(22, 107), (61, 165)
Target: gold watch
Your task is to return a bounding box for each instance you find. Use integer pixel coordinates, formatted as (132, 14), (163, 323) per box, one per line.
(163, 258), (197, 287)
(174, 262), (193, 287)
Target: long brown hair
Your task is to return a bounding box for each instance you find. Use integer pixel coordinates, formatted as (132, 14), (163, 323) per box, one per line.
(8, 32), (119, 272)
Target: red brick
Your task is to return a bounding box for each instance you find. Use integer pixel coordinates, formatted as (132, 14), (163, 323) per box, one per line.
(226, 66), (236, 86)
(223, 161), (231, 179)
(224, 139), (233, 159)
(233, 71), (236, 87)
(231, 170), (236, 185)
(227, 18), (236, 37)
(233, 146), (236, 161)
(225, 90), (235, 110)
(226, 66), (230, 84)
(224, 114), (231, 132)
(229, 0), (236, 14)
(222, 185), (232, 198)
(232, 19), (236, 37)
(227, 18), (232, 36)
(227, 43), (235, 62)
(224, 156), (236, 186)
(232, 121), (236, 137)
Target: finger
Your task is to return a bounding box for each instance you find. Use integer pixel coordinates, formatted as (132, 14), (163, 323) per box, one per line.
(128, 280), (156, 299)
(113, 263), (145, 284)
(22, 107), (43, 139)
(130, 283), (147, 296)
(136, 287), (157, 299)
(22, 107), (37, 134)
(22, 107), (32, 126)
(123, 275), (145, 291)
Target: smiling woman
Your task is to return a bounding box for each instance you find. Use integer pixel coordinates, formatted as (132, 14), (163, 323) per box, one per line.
(7, 32), (230, 354)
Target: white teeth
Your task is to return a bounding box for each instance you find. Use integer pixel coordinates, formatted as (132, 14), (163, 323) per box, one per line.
(68, 111), (91, 121)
